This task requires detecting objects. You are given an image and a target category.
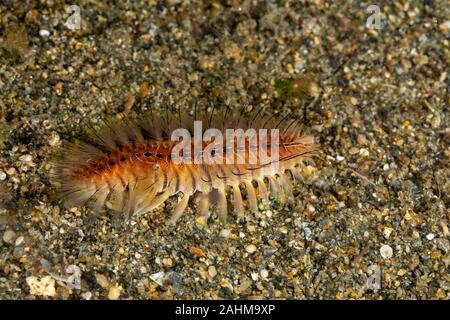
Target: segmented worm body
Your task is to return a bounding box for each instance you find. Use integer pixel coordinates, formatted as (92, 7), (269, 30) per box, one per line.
(53, 111), (317, 223)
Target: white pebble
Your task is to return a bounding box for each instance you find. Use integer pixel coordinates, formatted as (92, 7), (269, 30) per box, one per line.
(148, 24), (158, 37)
(380, 244), (393, 259)
(149, 271), (165, 286)
(3, 230), (16, 244)
(81, 292), (92, 300)
(336, 155), (345, 162)
(0, 170), (6, 180)
(426, 233), (435, 241)
(439, 21), (450, 32)
(302, 222), (313, 241)
(260, 269), (269, 279)
(15, 236), (24, 246)
(39, 29), (50, 37)
(95, 273), (110, 288)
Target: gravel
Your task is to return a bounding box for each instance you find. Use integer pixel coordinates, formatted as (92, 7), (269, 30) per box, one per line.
(0, 0), (448, 300)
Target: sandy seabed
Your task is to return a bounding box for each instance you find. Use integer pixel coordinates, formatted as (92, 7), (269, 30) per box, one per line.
(0, 0), (448, 299)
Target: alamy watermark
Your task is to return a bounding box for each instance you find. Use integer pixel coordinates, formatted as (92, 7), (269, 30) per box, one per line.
(366, 5), (384, 29)
(64, 5), (81, 31)
(170, 122), (280, 173)
(365, 265), (381, 290)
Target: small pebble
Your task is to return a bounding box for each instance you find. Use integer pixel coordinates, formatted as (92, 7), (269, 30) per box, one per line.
(14, 236), (24, 246)
(81, 292), (92, 300)
(219, 229), (231, 239)
(48, 132), (60, 146)
(95, 273), (110, 289)
(19, 154), (32, 162)
(380, 244), (393, 259)
(208, 266), (217, 279)
(349, 97), (358, 105)
(426, 233), (435, 241)
(39, 29), (50, 37)
(441, 222), (449, 237)
(162, 258), (173, 267)
(439, 21), (450, 31)
(430, 114), (441, 128)
(238, 279), (252, 293)
(245, 244), (257, 254)
(13, 247), (24, 258)
(108, 285), (122, 300)
(150, 271), (165, 286)
(0, 170), (6, 181)
(279, 226), (288, 234)
(356, 134), (367, 144)
(260, 269), (269, 279)
(397, 269), (407, 276)
(2, 230), (16, 244)
(302, 222), (313, 241)
(195, 215), (207, 226)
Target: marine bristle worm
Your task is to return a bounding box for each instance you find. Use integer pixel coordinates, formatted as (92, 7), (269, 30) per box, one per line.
(52, 110), (318, 223)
